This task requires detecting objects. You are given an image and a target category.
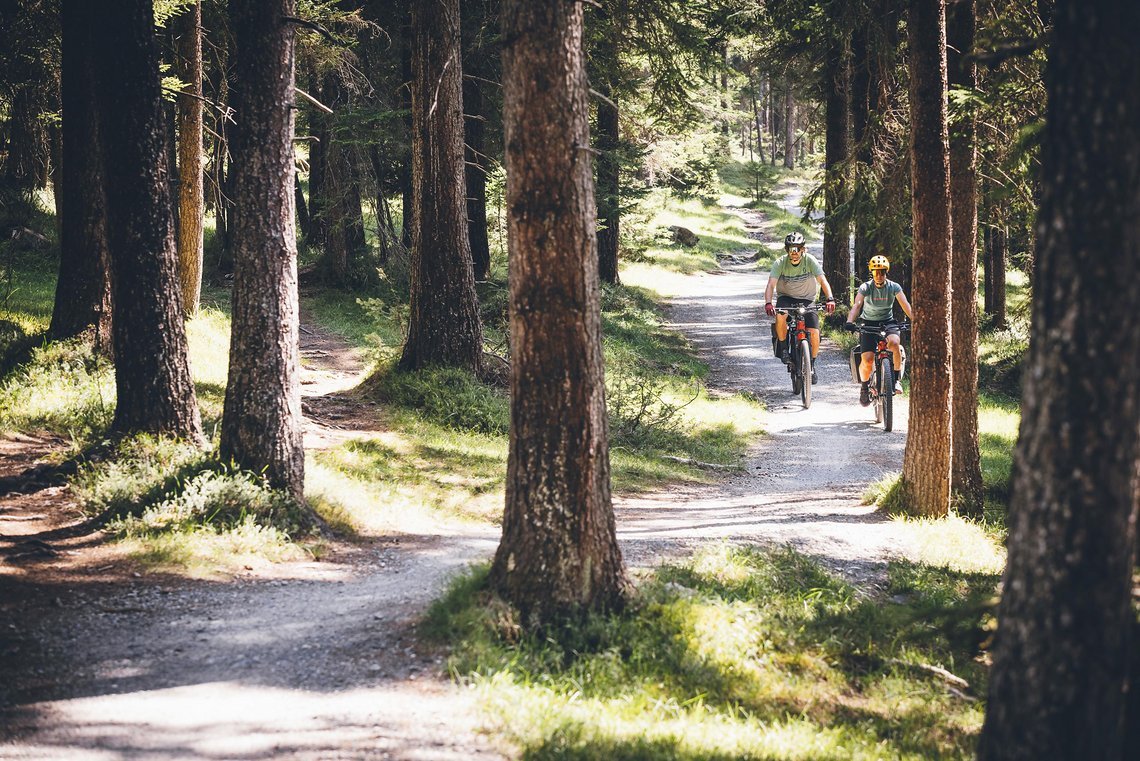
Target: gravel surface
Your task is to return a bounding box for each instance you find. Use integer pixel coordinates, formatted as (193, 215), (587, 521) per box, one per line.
(1, 196), (917, 759)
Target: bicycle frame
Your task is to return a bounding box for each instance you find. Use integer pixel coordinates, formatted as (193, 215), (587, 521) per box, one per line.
(853, 322), (910, 431)
(775, 304), (823, 408)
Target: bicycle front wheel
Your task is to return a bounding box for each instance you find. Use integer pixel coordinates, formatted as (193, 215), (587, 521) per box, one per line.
(880, 356), (894, 432)
(799, 340), (812, 408)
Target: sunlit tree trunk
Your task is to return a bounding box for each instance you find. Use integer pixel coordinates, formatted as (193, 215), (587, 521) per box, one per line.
(220, 0), (304, 498)
(978, 1), (1140, 757)
(948, 0), (983, 516)
(900, 0), (952, 517)
(783, 81), (795, 169)
(490, 0), (627, 624)
(174, 0), (204, 316)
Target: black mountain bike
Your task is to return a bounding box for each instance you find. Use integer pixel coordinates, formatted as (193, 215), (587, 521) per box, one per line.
(772, 304), (823, 409)
(849, 322), (910, 432)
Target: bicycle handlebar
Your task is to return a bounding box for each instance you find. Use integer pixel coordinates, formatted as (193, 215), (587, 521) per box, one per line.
(848, 321), (911, 334)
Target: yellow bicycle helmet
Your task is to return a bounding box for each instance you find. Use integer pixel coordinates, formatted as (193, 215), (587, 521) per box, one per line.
(869, 255), (890, 273)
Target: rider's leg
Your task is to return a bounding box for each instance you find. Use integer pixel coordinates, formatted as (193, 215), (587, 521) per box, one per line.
(888, 334), (903, 372)
(775, 313), (788, 342)
(808, 328), (820, 358)
(859, 352), (874, 382)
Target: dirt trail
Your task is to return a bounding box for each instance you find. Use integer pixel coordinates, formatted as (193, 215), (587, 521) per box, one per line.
(0, 194), (915, 759)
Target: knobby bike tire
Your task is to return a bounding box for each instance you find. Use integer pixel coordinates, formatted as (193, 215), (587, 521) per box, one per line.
(880, 356), (894, 432)
(789, 343), (801, 395)
(799, 340), (812, 408)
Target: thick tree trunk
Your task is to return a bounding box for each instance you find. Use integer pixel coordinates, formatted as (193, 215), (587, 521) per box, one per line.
(220, 0), (304, 500)
(947, 0), (983, 516)
(490, 0), (627, 624)
(51, 0), (112, 345)
(462, 71), (491, 281)
(823, 34), (851, 304)
(978, 1), (1140, 757)
(596, 80), (621, 286)
(398, 0), (483, 373)
(175, 0), (205, 316)
(900, 0), (952, 517)
(91, 0), (202, 440)
(783, 82), (795, 169)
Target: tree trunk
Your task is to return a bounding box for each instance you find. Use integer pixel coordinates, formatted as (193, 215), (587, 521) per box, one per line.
(783, 82), (795, 169)
(220, 0), (304, 500)
(596, 79), (621, 286)
(491, 0), (627, 625)
(174, 0), (204, 317)
(462, 69), (491, 281)
(92, 0), (202, 440)
(399, 31), (413, 250)
(947, 0), (983, 516)
(51, 0), (112, 345)
(823, 34), (851, 304)
(294, 172), (310, 239)
(398, 0), (483, 373)
(851, 22), (873, 280)
(978, 1), (1140, 757)
(2, 84), (51, 194)
(900, 0), (952, 517)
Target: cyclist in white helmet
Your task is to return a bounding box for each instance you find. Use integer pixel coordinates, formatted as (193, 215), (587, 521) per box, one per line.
(763, 232), (836, 384)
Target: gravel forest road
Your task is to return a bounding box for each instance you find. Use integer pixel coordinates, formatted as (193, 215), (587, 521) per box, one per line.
(0, 191), (914, 760)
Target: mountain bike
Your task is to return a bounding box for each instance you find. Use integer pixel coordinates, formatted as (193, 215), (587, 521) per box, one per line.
(849, 322), (910, 432)
(772, 303), (823, 409)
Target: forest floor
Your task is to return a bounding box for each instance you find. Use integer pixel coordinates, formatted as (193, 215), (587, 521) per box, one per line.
(0, 186), (918, 760)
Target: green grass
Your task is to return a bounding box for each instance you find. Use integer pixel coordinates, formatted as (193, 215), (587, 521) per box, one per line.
(427, 544), (997, 760)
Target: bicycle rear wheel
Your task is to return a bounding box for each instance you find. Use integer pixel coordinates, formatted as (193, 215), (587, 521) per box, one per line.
(799, 340), (812, 408)
(880, 356), (894, 432)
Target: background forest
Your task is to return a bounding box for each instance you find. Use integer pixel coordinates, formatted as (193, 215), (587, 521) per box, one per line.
(0, 0), (1136, 759)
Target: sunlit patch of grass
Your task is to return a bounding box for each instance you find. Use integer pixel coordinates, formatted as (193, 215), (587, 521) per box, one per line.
(70, 434), (320, 575)
(311, 422), (508, 526)
(0, 337), (114, 441)
(889, 514), (1006, 574)
(429, 544), (992, 760)
(115, 514), (306, 579)
(186, 304), (231, 432)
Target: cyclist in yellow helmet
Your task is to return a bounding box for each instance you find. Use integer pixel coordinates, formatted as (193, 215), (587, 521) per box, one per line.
(845, 255), (913, 406)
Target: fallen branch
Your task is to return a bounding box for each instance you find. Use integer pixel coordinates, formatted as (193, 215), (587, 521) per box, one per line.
(885, 657), (972, 692)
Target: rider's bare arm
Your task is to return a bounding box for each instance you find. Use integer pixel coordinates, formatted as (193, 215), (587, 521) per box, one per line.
(847, 292), (864, 323)
(764, 275), (778, 304)
(896, 291), (914, 321)
(815, 274), (834, 301)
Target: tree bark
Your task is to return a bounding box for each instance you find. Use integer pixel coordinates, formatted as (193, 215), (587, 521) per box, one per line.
(978, 1), (1140, 757)
(823, 33), (851, 304)
(948, 0), (983, 516)
(783, 81), (795, 169)
(220, 0), (304, 499)
(51, 0), (113, 345)
(174, 0), (205, 316)
(463, 69), (491, 281)
(490, 0), (627, 624)
(91, 0), (202, 440)
(596, 80), (621, 286)
(398, 0), (483, 372)
(900, 0), (953, 517)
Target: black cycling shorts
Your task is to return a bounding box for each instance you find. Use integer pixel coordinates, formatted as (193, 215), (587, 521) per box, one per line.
(775, 296), (819, 330)
(858, 320), (901, 353)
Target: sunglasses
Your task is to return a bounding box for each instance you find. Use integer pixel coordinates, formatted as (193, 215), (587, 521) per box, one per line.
(786, 246), (804, 254)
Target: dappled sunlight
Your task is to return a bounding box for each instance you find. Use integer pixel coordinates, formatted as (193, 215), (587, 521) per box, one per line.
(889, 514), (1006, 574)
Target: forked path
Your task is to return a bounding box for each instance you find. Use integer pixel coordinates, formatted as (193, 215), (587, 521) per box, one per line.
(1, 243), (913, 759)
